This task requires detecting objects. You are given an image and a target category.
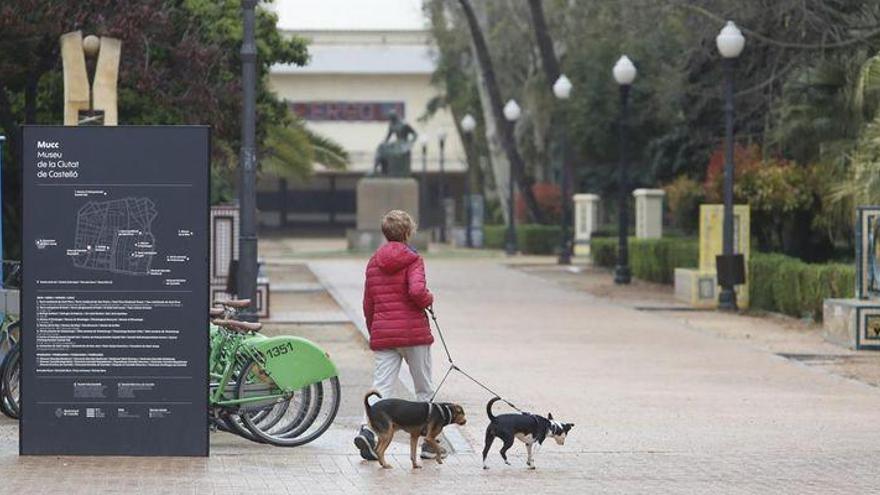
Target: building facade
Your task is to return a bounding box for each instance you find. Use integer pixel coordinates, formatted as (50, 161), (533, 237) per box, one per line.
(262, 2), (465, 232)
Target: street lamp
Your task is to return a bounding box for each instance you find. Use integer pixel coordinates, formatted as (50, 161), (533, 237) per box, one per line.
(612, 55), (636, 285)
(438, 131), (447, 243)
(460, 113), (477, 248)
(419, 134), (429, 228)
(503, 99), (521, 255)
(237, 0), (259, 320)
(716, 21), (745, 311)
(553, 74), (573, 265)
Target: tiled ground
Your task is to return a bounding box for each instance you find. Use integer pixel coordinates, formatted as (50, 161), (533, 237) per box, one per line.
(2, 244), (878, 494)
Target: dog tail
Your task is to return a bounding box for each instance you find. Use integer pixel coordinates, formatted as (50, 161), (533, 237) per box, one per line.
(364, 390), (382, 427)
(486, 396), (501, 421)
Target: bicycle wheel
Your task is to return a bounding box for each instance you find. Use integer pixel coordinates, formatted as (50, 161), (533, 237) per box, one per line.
(236, 358), (339, 447)
(220, 411), (267, 443)
(238, 368), (314, 441)
(0, 351), (11, 419)
(1, 343), (20, 419)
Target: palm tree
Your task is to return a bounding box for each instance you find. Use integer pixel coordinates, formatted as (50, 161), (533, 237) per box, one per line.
(260, 117), (349, 181)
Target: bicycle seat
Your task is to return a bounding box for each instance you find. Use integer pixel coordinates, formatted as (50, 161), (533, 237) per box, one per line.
(209, 307), (225, 317)
(212, 319), (262, 333)
(214, 299), (251, 309)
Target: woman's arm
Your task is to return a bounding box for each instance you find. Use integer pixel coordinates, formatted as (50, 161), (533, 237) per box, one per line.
(363, 270), (374, 331)
(407, 257), (434, 309)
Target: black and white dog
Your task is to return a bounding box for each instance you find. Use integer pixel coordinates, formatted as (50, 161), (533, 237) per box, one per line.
(481, 397), (574, 469)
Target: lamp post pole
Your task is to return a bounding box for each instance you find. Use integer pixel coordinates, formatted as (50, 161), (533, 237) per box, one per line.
(553, 75), (573, 265)
(612, 56), (636, 285)
(464, 132), (473, 248)
(237, 0), (258, 320)
(438, 132), (447, 243)
(503, 99), (521, 255)
(614, 84), (631, 284)
(0, 135), (4, 266)
(460, 114), (477, 248)
(718, 57), (737, 310)
(716, 20), (746, 311)
(420, 137), (428, 228)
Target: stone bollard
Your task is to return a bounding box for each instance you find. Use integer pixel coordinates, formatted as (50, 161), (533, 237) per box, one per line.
(573, 194), (600, 256)
(633, 188), (665, 239)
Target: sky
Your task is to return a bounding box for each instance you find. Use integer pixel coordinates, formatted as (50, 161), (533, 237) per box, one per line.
(271, 0), (427, 31)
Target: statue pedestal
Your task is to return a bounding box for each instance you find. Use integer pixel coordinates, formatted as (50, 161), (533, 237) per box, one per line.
(347, 177), (428, 251)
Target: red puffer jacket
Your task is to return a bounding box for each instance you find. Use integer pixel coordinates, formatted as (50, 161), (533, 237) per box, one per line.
(363, 242), (434, 350)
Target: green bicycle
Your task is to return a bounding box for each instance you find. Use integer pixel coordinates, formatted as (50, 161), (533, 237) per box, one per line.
(0, 316), (20, 419)
(208, 300), (341, 447)
(0, 262), (21, 419)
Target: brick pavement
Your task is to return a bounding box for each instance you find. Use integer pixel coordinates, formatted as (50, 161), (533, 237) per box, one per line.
(1, 247), (879, 493)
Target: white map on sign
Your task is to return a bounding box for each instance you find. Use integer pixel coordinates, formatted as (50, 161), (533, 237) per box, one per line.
(73, 197), (157, 275)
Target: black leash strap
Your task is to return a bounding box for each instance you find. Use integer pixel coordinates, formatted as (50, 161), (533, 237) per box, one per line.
(427, 307), (522, 412)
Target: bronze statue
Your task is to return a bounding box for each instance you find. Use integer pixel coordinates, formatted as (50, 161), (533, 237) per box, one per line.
(374, 110), (417, 177)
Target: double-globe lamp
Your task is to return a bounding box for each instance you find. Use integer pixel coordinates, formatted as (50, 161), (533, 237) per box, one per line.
(612, 55), (636, 284)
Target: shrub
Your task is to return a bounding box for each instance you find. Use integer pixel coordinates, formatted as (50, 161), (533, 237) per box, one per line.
(482, 224), (562, 254)
(590, 238), (854, 321)
(515, 182), (562, 224)
(591, 238), (618, 267)
(749, 253), (853, 321)
(483, 225), (506, 250)
(590, 237), (698, 284)
(518, 225), (562, 255)
(663, 176), (704, 235)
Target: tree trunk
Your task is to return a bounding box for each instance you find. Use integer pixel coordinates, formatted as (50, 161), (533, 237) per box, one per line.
(457, 0), (545, 224)
(527, 0), (565, 185)
(24, 72), (38, 124)
(471, 51), (509, 222)
(527, 0), (561, 86)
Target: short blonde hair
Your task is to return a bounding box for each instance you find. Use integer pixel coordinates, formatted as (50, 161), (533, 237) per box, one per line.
(382, 210), (416, 242)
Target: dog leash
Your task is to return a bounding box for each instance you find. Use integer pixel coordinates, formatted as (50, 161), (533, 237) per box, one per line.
(427, 307), (523, 413)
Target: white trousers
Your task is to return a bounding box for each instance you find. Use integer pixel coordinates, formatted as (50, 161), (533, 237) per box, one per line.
(372, 344), (434, 400)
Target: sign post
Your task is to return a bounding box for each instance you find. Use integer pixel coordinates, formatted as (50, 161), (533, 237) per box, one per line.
(21, 126), (209, 456)
(0, 134), (4, 265)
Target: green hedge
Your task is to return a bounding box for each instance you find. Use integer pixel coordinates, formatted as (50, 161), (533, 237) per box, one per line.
(483, 224), (562, 254)
(590, 237), (854, 321)
(591, 237), (698, 284)
(749, 253), (853, 320)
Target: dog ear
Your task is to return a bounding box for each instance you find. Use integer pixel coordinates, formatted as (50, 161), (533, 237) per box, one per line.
(547, 413), (553, 420)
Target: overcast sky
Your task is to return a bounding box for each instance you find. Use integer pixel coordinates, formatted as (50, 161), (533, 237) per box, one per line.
(271, 0), (427, 31)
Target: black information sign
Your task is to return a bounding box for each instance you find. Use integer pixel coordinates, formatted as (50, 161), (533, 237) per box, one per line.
(21, 126), (209, 456)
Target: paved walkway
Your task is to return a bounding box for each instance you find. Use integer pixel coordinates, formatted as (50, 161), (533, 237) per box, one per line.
(311, 256), (880, 493)
(1, 243), (878, 493)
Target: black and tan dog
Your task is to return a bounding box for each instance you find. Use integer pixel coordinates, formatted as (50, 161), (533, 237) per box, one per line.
(363, 391), (467, 469)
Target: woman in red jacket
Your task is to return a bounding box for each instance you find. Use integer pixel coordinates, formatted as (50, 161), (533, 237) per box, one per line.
(354, 210), (444, 461)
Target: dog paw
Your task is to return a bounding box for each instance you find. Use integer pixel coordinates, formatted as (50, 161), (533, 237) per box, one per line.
(381, 464), (393, 470)
(504, 461), (511, 466)
(527, 465), (536, 470)
(412, 464), (423, 469)
(482, 465), (490, 470)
